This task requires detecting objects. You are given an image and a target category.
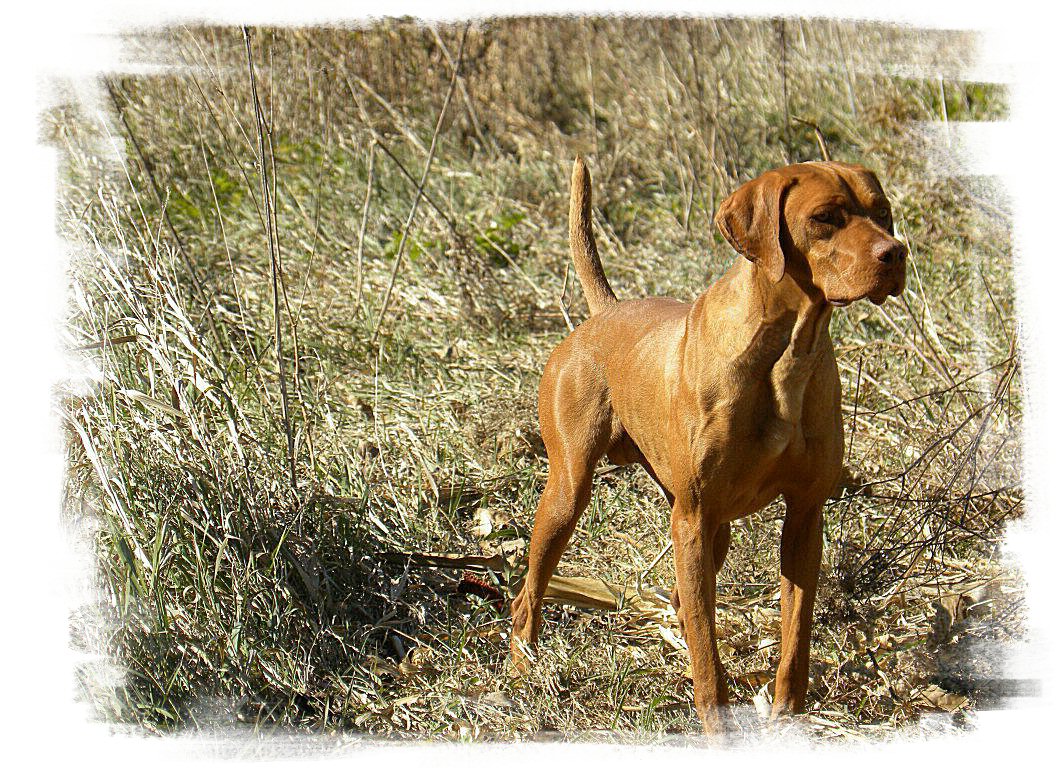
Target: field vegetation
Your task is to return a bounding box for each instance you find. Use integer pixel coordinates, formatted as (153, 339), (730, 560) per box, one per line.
(52, 17), (1021, 742)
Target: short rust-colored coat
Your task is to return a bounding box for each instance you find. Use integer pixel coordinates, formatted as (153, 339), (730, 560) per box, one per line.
(510, 158), (906, 735)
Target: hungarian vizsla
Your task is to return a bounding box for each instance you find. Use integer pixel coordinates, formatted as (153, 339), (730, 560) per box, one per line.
(510, 157), (906, 734)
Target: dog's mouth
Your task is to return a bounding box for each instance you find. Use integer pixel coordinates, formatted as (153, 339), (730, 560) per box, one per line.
(871, 280), (905, 305)
(829, 280), (903, 308)
(829, 292), (889, 307)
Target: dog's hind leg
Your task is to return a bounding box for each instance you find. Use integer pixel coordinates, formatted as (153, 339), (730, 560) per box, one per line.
(510, 441), (607, 671)
(510, 359), (612, 672)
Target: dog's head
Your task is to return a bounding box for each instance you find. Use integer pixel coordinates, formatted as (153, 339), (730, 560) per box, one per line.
(715, 161), (906, 306)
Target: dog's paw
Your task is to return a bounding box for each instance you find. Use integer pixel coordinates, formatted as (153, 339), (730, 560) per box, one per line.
(508, 638), (535, 678)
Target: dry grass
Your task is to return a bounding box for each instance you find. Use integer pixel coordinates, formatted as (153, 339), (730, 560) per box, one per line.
(52, 17), (1021, 742)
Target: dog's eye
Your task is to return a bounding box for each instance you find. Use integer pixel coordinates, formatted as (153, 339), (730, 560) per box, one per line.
(875, 207), (893, 232)
(812, 210), (842, 227)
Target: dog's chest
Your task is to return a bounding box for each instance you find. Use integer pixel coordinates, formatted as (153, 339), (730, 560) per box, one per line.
(703, 351), (834, 512)
(762, 346), (824, 455)
(733, 348), (842, 506)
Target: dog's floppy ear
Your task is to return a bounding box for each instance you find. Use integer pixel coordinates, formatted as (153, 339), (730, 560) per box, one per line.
(715, 171), (796, 283)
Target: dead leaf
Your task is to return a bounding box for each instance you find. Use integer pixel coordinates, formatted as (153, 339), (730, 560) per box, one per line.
(544, 575), (628, 609)
(913, 684), (968, 712)
(434, 482), (483, 509)
(471, 508), (494, 538)
(510, 574), (666, 616)
(753, 682), (774, 719)
(478, 692), (515, 709)
(939, 593), (968, 624)
(932, 593), (969, 643)
(471, 623), (506, 640)
(363, 654), (399, 678)
(657, 623), (687, 651)
(498, 537), (524, 564)
(736, 670), (773, 688)
(399, 647), (436, 677)
(379, 551), (508, 572)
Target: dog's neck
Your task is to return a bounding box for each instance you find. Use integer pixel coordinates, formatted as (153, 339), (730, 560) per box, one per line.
(693, 258), (833, 429)
(748, 259), (833, 357)
(757, 263), (832, 431)
(703, 258), (833, 356)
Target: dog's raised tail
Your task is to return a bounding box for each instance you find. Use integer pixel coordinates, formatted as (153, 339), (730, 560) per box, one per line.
(569, 157), (617, 316)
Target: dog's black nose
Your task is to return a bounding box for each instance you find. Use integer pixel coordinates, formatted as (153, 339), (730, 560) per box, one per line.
(875, 241), (907, 266)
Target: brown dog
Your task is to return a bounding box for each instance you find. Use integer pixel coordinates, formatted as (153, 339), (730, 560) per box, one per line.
(510, 157), (906, 733)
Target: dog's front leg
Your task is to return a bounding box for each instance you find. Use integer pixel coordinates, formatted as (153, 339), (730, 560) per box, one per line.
(772, 496), (825, 718)
(671, 501), (729, 734)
